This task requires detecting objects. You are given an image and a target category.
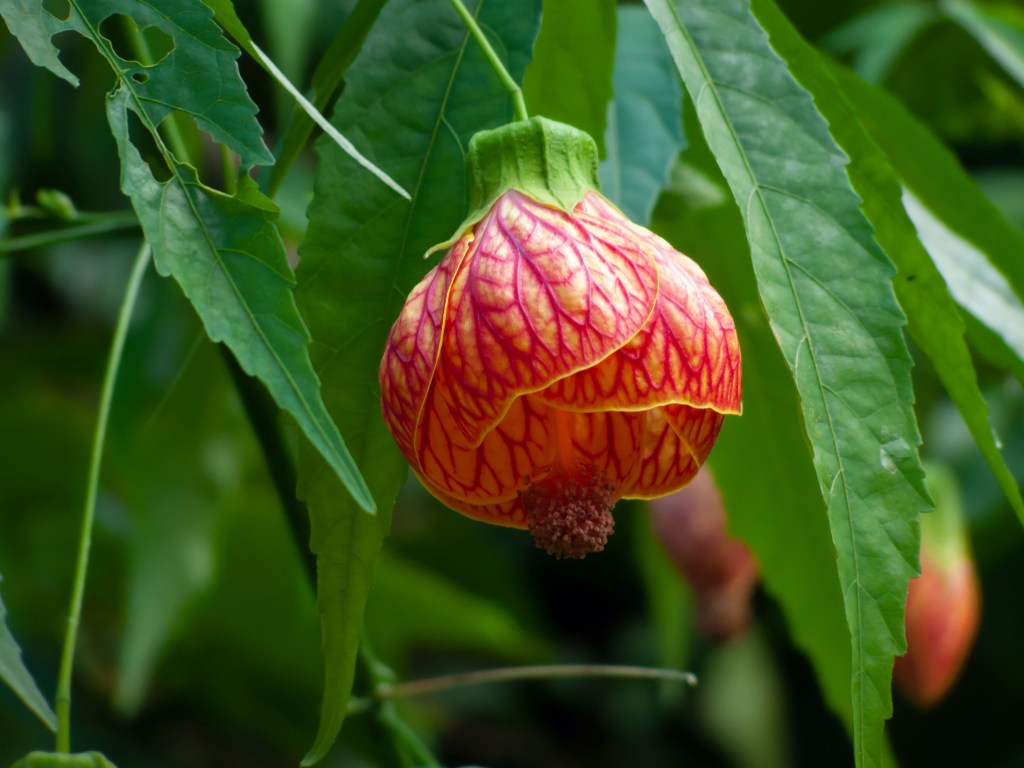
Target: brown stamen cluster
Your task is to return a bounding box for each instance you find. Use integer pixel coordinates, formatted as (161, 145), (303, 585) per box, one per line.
(520, 463), (616, 559)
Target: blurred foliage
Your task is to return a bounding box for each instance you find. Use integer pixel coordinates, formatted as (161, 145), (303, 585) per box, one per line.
(2, 0), (1024, 767)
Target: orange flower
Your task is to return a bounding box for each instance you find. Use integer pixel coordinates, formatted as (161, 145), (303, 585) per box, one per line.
(894, 466), (980, 707)
(380, 118), (741, 558)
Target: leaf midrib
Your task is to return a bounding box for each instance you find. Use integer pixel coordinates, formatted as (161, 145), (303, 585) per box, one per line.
(69, 0), (370, 508)
(655, 0), (870, 758)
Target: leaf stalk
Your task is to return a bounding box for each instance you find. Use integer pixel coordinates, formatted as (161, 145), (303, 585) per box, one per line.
(55, 242), (151, 752)
(447, 0), (529, 121)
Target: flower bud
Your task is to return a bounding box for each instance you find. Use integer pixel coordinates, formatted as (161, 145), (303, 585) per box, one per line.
(893, 466), (981, 707)
(380, 118), (742, 558)
(649, 468), (758, 642)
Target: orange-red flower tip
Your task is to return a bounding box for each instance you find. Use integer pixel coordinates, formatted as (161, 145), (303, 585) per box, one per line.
(380, 118), (742, 557)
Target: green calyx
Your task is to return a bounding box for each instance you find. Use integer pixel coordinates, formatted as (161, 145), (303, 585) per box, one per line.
(467, 117), (601, 218)
(423, 118), (601, 259)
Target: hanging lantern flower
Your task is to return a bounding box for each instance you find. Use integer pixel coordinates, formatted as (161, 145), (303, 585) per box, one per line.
(380, 118), (741, 559)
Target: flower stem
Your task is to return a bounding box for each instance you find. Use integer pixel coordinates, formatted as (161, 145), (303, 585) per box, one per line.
(0, 214), (140, 256)
(54, 242), (151, 753)
(447, 0), (529, 121)
(375, 664), (698, 700)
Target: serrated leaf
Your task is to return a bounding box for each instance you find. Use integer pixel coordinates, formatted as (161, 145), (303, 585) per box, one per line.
(3, 0), (375, 504)
(827, 58), (1024, 375)
(0, 0), (79, 86)
(294, 0), (541, 763)
(643, 2), (928, 765)
(943, 0), (1024, 89)
(4, 0), (272, 166)
(522, 0), (615, 156)
(599, 5), (685, 225)
(653, 164), (853, 731)
(105, 89), (372, 513)
(0, 574), (57, 732)
(824, 59), (1024, 308)
(750, 0), (1024, 591)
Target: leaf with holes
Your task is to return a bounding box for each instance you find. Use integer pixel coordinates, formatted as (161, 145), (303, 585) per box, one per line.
(644, 1), (929, 765)
(2, 0), (271, 166)
(2, 0), (374, 510)
(295, 0), (541, 762)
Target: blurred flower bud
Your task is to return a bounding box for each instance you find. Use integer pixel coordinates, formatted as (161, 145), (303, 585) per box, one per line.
(893, 465), (981, 708)
(649, 467), (758, 642)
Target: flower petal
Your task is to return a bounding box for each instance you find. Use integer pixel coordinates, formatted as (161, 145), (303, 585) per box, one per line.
(538, 192), (741, 415)
(417, 394), (555, 504)
(622, 403), (725, 499)
(423, 190), (658, 450)
(416, 393), (644, 505)
(419, 489), (529, 528)
(380, 236), (474, 461)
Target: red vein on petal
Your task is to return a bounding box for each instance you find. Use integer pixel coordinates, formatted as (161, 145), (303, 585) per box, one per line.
(420, 190), (658, 453)
(622, 404), (725, 499)
(539, 192), (742, 416)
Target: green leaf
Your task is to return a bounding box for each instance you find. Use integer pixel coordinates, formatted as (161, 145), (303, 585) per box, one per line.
(751, 0), (1024, 586)
(205, 0), (407, 199)
(522, 0), (615, 155)
(653, 171), (853, 734)
(942, 0), (1024, 89)
(825, 61), (1024, 308)
(643, 2), (928, 765)
(0, 574), (57, 731)
(112, 337), (239, 715)
(902, 191), (1024, 366)
(2, 0), (376, 506)
(10, 753), (117, 768)
(104, 91), (372, 513)
(4, 0), (272, 166)
(294, 0), (541, 762)
(267, 0), (389, 195)
(0, 0), (79, 86)
(599, 5), (685, 225)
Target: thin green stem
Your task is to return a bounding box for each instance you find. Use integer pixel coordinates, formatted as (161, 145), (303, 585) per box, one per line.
(359, 638), (442, 767)
(376, 664), (699, 701)
(447, 0), (528, 121)
(0, 215), (139, 256)
(54, 242), (151, 753)
(379, 704), (443, 768)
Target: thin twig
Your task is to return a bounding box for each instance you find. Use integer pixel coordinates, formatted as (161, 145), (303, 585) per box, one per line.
(0, 215), (139, 255)
(376, 664), (698, 700)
